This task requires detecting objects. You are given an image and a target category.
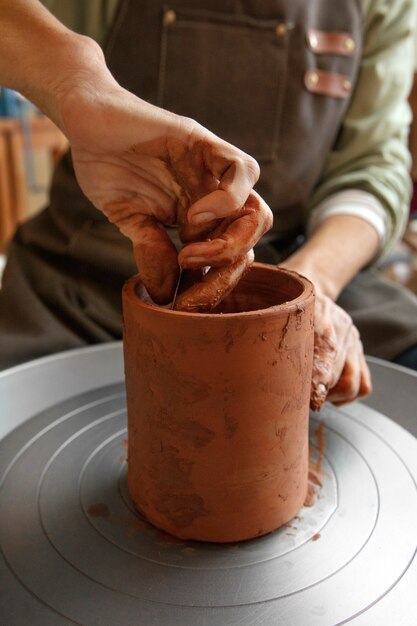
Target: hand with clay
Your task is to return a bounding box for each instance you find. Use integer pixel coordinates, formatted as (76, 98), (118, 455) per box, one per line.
(64, 86), (273, 309)
(309, 290), (372, 410)
(0, 0), (273, 310)
(282, 214), (377, 410)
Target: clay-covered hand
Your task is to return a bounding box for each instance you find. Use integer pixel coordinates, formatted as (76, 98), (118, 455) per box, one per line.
(1, 7), (271, 307)
(58, 71), (272, 307)
(310, 290), (372, 411)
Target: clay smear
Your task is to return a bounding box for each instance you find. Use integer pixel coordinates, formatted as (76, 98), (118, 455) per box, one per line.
(305, 421), (326, 507)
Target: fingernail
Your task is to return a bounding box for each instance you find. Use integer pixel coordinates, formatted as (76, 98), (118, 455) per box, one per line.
(183, 256), (206, 266)
(190, 211), (216, 224)
(317, 383), (327, 396)
(310, 382), (328, 412)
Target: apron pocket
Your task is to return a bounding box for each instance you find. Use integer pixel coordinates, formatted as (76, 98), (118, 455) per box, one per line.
(158, 6), (292, 161)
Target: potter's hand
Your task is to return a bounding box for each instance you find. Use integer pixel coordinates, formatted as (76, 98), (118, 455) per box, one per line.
(309, 290), (372, 411)
(57, 54), (272, 306)
(0, 5), (272, 308)
(279, 215), (380, 410)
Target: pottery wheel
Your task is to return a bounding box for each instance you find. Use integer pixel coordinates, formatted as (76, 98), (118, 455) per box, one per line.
(1, 344), (417, 625)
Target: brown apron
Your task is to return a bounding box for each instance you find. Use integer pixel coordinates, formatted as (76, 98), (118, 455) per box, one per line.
(1, 0), (417, 369)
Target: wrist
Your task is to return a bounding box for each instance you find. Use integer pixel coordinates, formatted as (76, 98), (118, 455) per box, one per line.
(17, 31), (115, 133)
(39, 35), (115, 132)
(281, 254), (340, 300)
(281, 215), (380, 301)
(0, 1), (115, 131)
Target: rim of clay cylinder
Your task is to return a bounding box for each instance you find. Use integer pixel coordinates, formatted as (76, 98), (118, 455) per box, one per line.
(123, 262), (314, 320)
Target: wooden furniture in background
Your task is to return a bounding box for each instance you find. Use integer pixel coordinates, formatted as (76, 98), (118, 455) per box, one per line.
(0, 116), (67, 252)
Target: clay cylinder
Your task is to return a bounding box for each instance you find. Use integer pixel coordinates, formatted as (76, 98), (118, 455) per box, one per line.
(122, 263), (315, 542)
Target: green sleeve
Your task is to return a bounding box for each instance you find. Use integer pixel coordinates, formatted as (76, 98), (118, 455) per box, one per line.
(308, 0), (416, 259)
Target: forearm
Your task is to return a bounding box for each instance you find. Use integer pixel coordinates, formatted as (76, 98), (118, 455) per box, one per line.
(282, 215), (380, 300)
(0, 0), (111, 130)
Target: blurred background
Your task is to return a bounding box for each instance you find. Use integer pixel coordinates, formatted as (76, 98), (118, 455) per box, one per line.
(1, 0), (417, 293)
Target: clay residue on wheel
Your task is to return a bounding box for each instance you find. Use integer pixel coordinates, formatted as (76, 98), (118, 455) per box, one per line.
(305, 421), (326, 507)
(87, 503), (110, 519)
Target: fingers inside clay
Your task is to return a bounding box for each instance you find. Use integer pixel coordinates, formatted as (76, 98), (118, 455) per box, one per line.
(173, 251), (254, 312)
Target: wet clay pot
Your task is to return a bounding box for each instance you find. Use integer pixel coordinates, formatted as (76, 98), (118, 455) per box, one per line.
(122, 263), (315, 542)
